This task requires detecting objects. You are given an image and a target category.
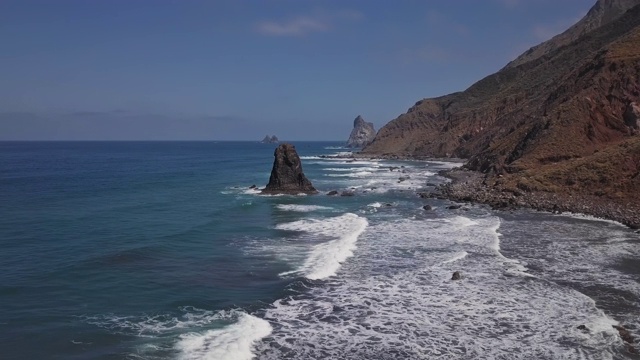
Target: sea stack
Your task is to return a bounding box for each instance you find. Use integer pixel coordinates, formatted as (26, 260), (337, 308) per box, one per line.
(261, 135), (279, 144)
(346, 115), (376, 148)
(262, 143), (318, 195)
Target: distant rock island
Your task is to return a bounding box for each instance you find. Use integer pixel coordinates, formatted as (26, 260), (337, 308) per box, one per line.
(262, 143), (317, 195)
(261, 135), (279, 144)
(346, 115), (376, 148)
(361, 0), (640, 227)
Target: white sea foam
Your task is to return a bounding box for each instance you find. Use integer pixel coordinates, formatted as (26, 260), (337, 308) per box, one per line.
(442, 251), (468, 264)
(368, 202), (382, 208)
(243, 188), (262, 195)
(322, 167), (380, 172)
(326, 171), (373, 178)
(276, 204), (333, 212)
(559, 212), (628, 227)
(82, 307), (238, 337)
(176, 312), (272, 360)
(83, 308), (272, 360)
(256, 216), (627, 359)
(276, 213), (368, 280)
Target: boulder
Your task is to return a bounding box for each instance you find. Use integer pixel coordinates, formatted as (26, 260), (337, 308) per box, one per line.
(249, 184), (257, 189)
(262, 144), (317, 195)
(448, 205), (462, 210)
(423, 205), (432, 211)
(326, 190), (339, 196)
(451, 271), (461, 280)
(340, 191), (355, 197)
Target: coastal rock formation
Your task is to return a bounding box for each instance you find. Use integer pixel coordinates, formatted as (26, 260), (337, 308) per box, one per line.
(346, 115), (376, 148)
(362, 0), (640, 205)
(624, 102), (640, 129)
(262, 143), (317, 194)
(261, 135), (279, 144)
(451, 271), (461, 281)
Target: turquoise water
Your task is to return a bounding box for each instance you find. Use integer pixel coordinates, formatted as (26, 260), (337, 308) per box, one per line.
(1, 141), (638, 359)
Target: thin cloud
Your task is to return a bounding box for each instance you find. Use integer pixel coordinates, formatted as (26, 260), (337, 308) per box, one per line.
(257, 16), (329, 37)
(256, 10), (363, 37)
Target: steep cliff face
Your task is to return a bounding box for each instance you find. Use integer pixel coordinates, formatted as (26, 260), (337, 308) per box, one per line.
(362, 1), (640, 200)
(346, 115), (376, 148)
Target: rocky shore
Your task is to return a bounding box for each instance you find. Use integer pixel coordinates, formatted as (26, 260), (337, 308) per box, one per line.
(327, 151), (640, 229)
(424, 167), (640, 230)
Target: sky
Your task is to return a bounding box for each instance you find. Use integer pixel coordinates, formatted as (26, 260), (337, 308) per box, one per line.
(0, 0), (596, 141)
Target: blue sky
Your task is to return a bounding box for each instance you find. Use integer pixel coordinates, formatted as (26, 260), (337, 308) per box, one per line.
(0, 0), (595, 140)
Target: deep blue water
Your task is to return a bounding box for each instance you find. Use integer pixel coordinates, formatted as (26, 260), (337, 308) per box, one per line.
(1, 141), (639, 360)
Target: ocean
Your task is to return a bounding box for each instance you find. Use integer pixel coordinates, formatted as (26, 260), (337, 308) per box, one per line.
(0, 141), (638, 360)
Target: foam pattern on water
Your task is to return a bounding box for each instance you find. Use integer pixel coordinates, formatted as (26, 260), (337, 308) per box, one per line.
(275, 204), (333, 212)
(82, 308), (271, 360)
(256, 216), (624, 359)
(276, 213), (368, 280)
(498, 214), (640, 339)
(176, 312), (272, 360)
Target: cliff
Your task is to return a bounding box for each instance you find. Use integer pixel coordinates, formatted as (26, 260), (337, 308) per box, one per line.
(362, 0), (640, 203)
(346, 115), (376, 148)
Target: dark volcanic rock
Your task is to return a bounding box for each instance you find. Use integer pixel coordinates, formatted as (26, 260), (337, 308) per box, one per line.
(451, 271), (461, 280)
(340, 191), (355, 197)
(448, 205), (462, 210)
(262, 144), (317, 195)
(249, 184), (257, 189)
(423, 205), (432, 211)
(577, 325), (590, 333)
(624, 101), (640, 129)
(613, 325), (635, 344)
(346, 115), (376, 148)
(326, 190), (339, 196)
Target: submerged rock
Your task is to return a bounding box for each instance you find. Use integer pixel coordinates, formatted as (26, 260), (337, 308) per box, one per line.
(423, 205), (432, 211)
(326, 190), (339, 196)
(262, 143), (317, 195)
(577, 325), (590, 333)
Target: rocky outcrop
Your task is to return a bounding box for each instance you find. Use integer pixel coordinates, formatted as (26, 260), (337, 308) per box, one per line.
(262, 143), (317, 194)
(624, 102), (640, 129)
(261, 135), (279, 144)
(346, 115), (376, 148)
(362, 1), (640, 204)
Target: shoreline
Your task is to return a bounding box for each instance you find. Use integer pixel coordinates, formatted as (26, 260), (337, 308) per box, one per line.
(345, 151), (640, 230)
(426, 167), (640, 230)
